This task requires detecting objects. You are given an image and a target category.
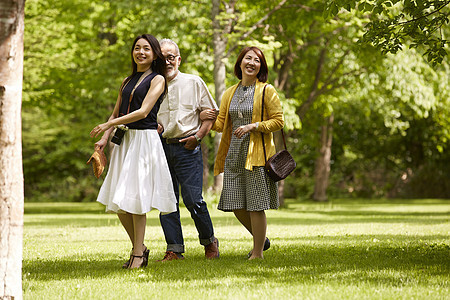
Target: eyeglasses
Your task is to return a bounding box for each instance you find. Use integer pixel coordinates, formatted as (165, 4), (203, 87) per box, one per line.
(165, 55), (179, 63)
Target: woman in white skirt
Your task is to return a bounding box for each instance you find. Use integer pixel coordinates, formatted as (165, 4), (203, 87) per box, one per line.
(90, 34), (177, 269)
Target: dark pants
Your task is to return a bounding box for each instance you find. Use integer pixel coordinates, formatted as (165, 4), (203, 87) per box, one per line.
(159, 139), (215, 253)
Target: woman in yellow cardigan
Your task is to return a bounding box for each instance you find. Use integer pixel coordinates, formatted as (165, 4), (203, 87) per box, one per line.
(202, 46), (284, 259)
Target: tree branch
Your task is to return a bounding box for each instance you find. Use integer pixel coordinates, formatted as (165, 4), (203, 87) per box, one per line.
(297, 46), (328, 119)
(318, 69), (364, 96)
(284, 4), (319, 12)
(321, 49), (350, 89)
(226, 0), (288, 56)
(397, 1), (450, 25)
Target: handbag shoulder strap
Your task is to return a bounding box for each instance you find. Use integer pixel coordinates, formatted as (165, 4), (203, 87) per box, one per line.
(261, 85), (268, 163)
(261, 84), (287, 164)
(126, 69), (154, 114)
(120, 68), (154, 115)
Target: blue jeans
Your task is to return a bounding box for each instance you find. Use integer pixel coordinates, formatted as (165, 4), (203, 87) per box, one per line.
(159, 139), (215, 253)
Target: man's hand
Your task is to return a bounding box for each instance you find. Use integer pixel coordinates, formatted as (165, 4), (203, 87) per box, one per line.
(157, 123), (164, 134)
(179, 135), (199, 150)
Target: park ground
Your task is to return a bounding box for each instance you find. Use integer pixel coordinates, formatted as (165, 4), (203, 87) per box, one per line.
(22, 198), (449, 299)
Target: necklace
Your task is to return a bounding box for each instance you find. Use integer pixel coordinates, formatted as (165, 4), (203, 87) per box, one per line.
(237, 83), (255, 118)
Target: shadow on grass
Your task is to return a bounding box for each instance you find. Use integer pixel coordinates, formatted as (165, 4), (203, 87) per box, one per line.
(283, 198), (450, 207)
(23, 241), (449, 287)
(24, 199), (450, 228)
(23, 200), (449, 294)
(25, 199), (450, 215)
(24, 215), (162, 227)
(267, 214), (449, 225)
(24, 202), (105, 215)
(25, 212), (449, 227)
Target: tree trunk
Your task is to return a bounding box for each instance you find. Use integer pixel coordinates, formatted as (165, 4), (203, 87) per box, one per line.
(313, 114), (334, 202)
(297, 48), (327, 119)
(0, 0), (25, 299)
(211, 0), (232, 192)
(274, 48), (295, 93)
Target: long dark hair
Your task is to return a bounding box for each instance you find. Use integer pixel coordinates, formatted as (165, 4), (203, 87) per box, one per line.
(120, 34), (167, 94)
(234, 46), (268, 83)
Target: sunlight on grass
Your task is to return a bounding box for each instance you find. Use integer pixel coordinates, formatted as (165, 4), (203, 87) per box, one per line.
(23, 198), (449, 299)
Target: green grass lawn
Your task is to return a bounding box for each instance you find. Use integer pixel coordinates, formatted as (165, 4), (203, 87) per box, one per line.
(23, 198), (449, 299)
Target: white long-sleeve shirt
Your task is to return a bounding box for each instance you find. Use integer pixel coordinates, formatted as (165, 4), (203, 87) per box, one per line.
(157, 72), (218, 139)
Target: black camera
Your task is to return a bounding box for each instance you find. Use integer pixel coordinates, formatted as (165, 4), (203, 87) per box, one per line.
(111, 126), (127, 145)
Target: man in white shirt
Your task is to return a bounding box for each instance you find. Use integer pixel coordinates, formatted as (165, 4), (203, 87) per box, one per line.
(157, 39), (219, 261)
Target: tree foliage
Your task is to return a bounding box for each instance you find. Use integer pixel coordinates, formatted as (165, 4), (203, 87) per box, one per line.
(22, 0), (212, 201)
(22, 0), (450, 201)
(324, 0), (449, 65)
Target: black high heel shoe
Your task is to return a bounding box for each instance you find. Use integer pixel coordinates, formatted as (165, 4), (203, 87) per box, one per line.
(143, 247), (149, 266)
(123, 245), (149, 269)
(247, 238), (271, 258)
(127, 254), (148, 269)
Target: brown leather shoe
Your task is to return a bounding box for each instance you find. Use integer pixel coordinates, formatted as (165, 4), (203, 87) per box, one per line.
(205, 238), (219, 259)
(157, 251), (184, 262)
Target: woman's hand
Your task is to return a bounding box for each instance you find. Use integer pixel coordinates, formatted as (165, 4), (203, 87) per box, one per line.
(233, 123), (257, 139)
(200, 109), (219, 121)
(90, 122), (112, 138)
(94, 138), (108, 151)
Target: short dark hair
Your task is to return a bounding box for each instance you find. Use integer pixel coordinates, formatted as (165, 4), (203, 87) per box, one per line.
(234, 46), (268, 82)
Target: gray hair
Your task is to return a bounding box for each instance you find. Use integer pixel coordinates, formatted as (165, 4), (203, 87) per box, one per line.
(160, 38), (180, 55)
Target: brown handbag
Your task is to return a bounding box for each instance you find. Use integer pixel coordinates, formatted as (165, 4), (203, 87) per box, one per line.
(260, 85), (296, 182)
(86, 148), (107, 178)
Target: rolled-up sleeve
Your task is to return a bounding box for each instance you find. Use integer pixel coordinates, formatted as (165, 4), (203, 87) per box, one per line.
(198, 79), (218, 111)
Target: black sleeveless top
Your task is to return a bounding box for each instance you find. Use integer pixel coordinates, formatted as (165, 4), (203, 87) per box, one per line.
(119, 72), (164, 129)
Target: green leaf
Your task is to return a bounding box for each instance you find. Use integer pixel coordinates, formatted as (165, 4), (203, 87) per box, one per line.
(331, 3), (340, 16)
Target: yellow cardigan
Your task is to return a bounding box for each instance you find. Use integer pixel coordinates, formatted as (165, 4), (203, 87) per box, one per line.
(213, 80), (284, 176)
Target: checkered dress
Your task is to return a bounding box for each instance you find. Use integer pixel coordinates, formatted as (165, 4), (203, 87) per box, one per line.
(218, 83), (279, 212)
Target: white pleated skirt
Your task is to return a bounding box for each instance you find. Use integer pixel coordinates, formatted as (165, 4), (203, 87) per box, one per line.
(96, 129), (177, 215)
